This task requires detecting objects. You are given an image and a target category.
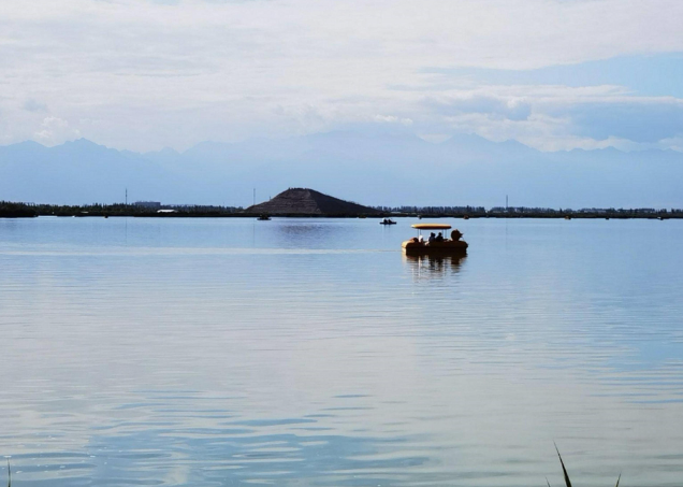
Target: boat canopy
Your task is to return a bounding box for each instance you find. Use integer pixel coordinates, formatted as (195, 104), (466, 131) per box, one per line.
(411, 223), (452, 230)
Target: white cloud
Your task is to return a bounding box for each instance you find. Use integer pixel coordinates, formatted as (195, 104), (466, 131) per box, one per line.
(34, 116), (81, 145)
(416, 85), (683, 151)
(374, 115), (413, 125)
(23, 99), (48, 113)
(0, 0), (682, 150)
(658, 136), (683, 153)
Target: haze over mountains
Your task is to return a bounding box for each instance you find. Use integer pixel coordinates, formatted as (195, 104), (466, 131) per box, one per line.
(1, 132), (682, 209)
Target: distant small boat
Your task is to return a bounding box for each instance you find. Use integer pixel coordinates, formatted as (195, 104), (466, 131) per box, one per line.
(257, 215), (271, 221)
(380, 218), (396, 225)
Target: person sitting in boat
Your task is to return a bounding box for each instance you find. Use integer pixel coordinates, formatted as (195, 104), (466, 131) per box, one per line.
(450, 229), (463, 241)
(435, 232), (444, 242)
(428, 232), (436, 244)
(418, 234), (424, 244)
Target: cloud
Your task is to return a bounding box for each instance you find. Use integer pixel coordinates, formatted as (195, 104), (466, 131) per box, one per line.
(416, 85), (683, 151)
(34, 116), (81, 145)
(0, 0), (683, 150)
(658, 136), (683, 152)
(564, 99), (683, 143)
(426, 95), (532, 121)
(23, 99), (48, 113)
(421, 53), (683, 98)
(374, 115), (413, 125)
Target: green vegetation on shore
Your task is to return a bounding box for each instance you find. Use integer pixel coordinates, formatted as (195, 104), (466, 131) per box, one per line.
(2, 200), (683, 219)
(0, 202), (243, 218)
(376, 205), (683, 219)
(0, 202), (39, 218)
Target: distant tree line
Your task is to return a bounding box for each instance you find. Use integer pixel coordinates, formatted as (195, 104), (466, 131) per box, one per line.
(2, 200), (683, 219)
(0, 201), (39, 218)
(374, 205), (683, 219)
(0, 201), (244, 218)
(374, 205), (487, 214)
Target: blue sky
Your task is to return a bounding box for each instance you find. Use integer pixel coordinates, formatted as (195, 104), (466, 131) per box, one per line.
(0, 0), (682, 152)
(425, 53), (683, 98)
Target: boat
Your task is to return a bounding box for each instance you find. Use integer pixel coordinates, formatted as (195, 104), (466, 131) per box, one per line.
(257, 215), (271, 221)
(380, 218), (397, 225)
(402, 223), (468, 255)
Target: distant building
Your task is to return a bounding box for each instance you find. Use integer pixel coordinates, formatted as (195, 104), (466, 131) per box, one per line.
(133, 201), (162, 209)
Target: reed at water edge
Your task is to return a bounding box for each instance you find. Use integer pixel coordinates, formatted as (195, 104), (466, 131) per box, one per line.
(548, 445), (621, 487)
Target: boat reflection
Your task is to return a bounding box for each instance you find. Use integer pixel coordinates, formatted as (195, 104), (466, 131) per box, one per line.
(403, 253), (466, 276)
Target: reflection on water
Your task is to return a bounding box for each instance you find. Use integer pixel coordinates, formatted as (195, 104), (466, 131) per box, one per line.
(403, 253), (467, 276)
(1, 217), (683, 486)
(274, 220), (344, 248)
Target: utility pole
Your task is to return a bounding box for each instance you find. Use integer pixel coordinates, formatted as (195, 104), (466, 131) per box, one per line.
(506, 194), (508, 211)
(125, 188), (128, 205)
(253, 188), (256, 206)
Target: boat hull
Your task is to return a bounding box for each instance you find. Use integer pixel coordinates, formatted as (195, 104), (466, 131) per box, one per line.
(402, 239), (468, 255)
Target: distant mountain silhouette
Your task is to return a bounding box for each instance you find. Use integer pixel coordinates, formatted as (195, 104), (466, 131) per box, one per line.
(246, 188), (380, 216)
(1, 133), (682, 207)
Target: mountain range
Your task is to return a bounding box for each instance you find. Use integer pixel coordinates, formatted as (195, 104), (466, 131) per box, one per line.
(1, 132), (682, 208)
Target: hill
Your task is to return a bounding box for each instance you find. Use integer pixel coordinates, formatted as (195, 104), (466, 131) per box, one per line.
(245, 188), (380, 216)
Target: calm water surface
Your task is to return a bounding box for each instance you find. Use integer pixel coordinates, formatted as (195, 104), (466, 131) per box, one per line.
(1, 217), (682, 486)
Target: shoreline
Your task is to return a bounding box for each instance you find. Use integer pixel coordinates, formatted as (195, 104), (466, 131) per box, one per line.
(2, 212), (681, 220)
(2, 201), (682, 219)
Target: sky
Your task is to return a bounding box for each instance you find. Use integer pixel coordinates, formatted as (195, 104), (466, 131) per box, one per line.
(1, 0), (683, 152)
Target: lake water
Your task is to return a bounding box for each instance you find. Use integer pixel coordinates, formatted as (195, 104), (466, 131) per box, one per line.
(1, 217), (682, 486)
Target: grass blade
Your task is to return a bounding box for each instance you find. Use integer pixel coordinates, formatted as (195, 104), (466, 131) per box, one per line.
(6, 459), (10, 487)
(546, 477), (552, 487)
(554, 444), (572, 487)
(615, 473), (621, 487)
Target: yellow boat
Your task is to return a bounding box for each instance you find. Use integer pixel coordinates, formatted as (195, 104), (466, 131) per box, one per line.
(402, 223), (468, 255)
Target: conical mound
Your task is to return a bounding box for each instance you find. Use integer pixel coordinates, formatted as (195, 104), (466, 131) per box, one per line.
(245, 188), (379, 216)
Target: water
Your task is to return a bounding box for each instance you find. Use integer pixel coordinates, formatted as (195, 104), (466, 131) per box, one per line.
(1, 217), (682, 486)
